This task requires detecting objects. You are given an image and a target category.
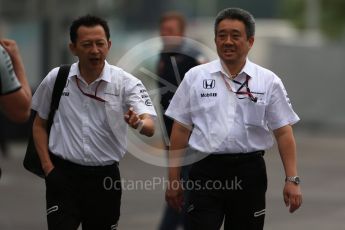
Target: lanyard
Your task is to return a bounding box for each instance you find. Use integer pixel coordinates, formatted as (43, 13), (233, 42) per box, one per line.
(76, 77), (106, 102)
(221, 72), (257, 103)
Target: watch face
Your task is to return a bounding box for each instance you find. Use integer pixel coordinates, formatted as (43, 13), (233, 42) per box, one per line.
(286, 176), (300, 184)
(294, 177), (300, 184)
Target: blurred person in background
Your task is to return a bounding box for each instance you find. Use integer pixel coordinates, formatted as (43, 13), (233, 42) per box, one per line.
(0, 39), (31, 122)
(0, 39), (31, 177)
(165, 8), (302, 230)
(31, 15), (156, 230)
(157, 11), (206, 230)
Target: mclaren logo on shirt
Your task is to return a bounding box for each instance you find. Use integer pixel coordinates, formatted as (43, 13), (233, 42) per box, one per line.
(145, 99), (153, 106)
(203, 79), (215, 89)
(62, 91), (70, 96)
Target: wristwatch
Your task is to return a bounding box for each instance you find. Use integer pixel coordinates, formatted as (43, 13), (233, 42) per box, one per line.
(285, 176), (301, 185)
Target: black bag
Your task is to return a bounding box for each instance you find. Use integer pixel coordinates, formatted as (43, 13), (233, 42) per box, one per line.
(23, 65), (71, 178)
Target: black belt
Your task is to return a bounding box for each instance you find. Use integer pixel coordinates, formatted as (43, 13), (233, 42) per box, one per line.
(201, 150), (265, 162)
(220, 150), (265, 158)
(50, 153), (118, 173)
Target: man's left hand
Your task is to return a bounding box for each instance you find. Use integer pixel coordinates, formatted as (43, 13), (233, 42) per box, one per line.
(283, 182), (302, 213)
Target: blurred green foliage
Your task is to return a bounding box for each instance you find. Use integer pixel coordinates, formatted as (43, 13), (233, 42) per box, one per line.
(281, 0), (345, 40)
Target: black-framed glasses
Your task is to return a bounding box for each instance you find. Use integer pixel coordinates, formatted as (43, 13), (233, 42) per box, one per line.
(76, 77), (106, 102)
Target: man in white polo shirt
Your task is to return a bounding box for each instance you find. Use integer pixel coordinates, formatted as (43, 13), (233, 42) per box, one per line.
(32, 15), (156, 230)
(165, 8), (302, 230)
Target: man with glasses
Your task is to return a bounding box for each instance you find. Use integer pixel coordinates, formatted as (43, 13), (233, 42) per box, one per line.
(32, 15), (156, 230)
(165, 8), (302, 229)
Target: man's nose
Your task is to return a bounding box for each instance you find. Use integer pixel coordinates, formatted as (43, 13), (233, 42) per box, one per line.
(90, 43), (99, 53)
(224, 35), (234, 44)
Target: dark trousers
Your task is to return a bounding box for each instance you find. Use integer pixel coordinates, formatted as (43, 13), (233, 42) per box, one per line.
(186, 152), (267, 230)
(45, 154), (121, 230)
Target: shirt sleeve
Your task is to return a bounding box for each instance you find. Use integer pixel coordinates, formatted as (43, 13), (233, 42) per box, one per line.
(31, 68), (59, 119)
(165, 70), (193, 126)
(266, 77), (300, 130)
(0, 45), (21, 95)
(124, 73), (157, 117)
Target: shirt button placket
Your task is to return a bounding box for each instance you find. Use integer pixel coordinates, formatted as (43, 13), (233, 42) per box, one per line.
(82, 96), (91, 161)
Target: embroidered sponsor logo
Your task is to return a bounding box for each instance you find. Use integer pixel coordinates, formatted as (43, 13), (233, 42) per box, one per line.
(203, 79), (215, 89)
(110, 223), (118, 230)
(145, 99), (153, 106)
(254, 209), (265, 217)
(62, 91), (69, 96)
(201, 92), (217, 97)
(47, 205), (59, 215)
(286, 94), (291, 105)
(187, 204), (195, 213)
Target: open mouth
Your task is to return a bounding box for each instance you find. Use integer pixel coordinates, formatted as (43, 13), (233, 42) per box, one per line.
(89, 57), (101, 64)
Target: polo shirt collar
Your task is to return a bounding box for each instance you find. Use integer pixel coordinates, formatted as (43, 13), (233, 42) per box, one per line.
(69, 61), (112, 83)
(209, 58), (257, 79)
(98, 61), (112, 83)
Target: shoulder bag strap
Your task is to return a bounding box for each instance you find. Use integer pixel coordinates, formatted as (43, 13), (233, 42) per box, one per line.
(47, 64), (71, 133)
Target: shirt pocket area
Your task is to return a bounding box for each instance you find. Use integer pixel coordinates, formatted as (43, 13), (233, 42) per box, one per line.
(243, 100), (266, 127)
(104, 94), (126, 130)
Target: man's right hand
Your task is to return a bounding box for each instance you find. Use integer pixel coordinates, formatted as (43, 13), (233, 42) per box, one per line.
(43, 163), (55, 177)
(0, 39), (19, 57)
(165, 121), (191, 212)
(165, 179), (184, 212)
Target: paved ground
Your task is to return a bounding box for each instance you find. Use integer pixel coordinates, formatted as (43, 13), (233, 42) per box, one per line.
(0, 130), (344, 229)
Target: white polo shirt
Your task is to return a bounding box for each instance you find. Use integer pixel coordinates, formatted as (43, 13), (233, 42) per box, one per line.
(165, 59), (299, 154)
(32, 61), (156, 165)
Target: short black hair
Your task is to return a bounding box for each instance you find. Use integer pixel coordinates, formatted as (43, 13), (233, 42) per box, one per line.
(214, 8), (255, 38)
(70, 15), (110, 44)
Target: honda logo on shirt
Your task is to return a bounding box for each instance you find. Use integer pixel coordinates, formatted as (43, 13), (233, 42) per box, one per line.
(203, 79), (215, 89)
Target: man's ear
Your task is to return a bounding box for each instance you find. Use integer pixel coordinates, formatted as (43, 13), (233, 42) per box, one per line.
(248, 36), (255, 48)
(107, 40), (112, 50)
(69, 43), (77, 56)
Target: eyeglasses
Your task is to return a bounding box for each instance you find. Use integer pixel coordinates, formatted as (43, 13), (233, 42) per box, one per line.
(76, 77), (106, 102)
